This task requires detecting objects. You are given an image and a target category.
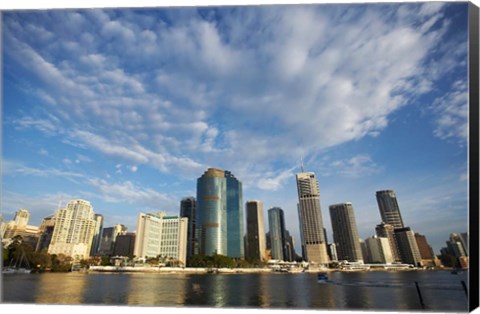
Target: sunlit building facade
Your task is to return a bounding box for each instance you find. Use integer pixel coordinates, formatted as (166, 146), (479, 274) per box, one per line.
(134, 212), (188, 266)
(296, 171), (329, 265)
(48, 199), (97, 261)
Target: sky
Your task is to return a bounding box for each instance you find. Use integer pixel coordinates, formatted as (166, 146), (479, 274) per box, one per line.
(1, 1), (471, 255)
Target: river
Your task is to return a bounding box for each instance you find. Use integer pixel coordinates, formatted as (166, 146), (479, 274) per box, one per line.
(1, 270), (469, 312)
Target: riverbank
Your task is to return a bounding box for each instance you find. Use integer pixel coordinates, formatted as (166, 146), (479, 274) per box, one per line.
(86, 265), (454, 274)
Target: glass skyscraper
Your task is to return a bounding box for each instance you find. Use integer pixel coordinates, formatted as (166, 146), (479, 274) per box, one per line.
(196, 168), (244, 258)
(268, 207), (287, 261)
(180, 196), (196, 258)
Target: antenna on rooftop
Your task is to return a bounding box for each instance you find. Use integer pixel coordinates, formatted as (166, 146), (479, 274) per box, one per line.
(300, 156), (305, 172)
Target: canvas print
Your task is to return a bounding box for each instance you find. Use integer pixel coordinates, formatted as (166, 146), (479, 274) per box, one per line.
(0, 1), (477, 313)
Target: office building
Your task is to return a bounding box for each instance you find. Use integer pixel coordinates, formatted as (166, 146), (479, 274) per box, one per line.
(180, 197), (196, 259)
(113, 232), (136, 257)
(90, 214), (104, 256)
(245, 200), (267, 261)
(394, 227), (422, 266)
(375, 222), (402, 262)
(48, 199), (98, 261)
(196, 168), (244, 257)
(329, 203), (363, 263)
(365, 235), (394, 264)
(36, 215), (56, 252)
(98, 224), (127, 256)
(225, 171), (244, 258)
(14, 209), (30, 227)
(376, 190), (405, 229)
(134, 212), (188, 266)
(268, 207), (287, 261)
(296, 170), (329, 265)
(284, 230), (296, 262)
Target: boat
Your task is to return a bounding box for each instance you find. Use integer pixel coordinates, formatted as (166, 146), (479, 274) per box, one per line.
(317, 272), (329, 283)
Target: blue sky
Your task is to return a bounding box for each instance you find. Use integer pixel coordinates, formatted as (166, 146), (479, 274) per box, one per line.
(1, 2), (470, 255)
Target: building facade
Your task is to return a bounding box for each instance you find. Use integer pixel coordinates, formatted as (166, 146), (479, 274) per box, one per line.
(48, 199), (97, 261)
(196, 168), (244, 258)
(375, 222), (402, 263)
(268, 207), (287, 261)
(365, 235), (394, 264)
(296, 171), (329, 265)
(394, 227), (422, 266)
(180, 197), (196, 259)
(329, 202), (364, 263)
(98, 224), (127, 256)
(113, 232), (136, 257)
(376, 190), (405, 229)
(134, 212), (188, 266)
(245, 200), (267, 261)
(36, 215), (56, 252)
(90, 214), (104, 256)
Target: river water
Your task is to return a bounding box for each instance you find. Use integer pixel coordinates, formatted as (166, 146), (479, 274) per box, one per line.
(1, 270), (469, 312)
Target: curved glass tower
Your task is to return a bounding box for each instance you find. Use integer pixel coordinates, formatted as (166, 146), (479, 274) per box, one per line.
(196, 168), (227, 256)
(196, 168), (244, 258)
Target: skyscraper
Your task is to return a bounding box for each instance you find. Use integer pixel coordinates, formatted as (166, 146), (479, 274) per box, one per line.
(394, 227), (422, 266)
(376, 190), (405, 229)
(90, 214), (103, 256)
(296, 171), (329, 265)
(196, 168), (244, 258)
(375, 222), (402, 263)
(268, 207), (287, 261)
(48, 199), (97, 261)
(36, 215), (56, 252)
(180, 197), (196, 258)
(365, 235), (394, 264)
(225, 171), (244, 258)
(98, 224), (127, 256)
(245, 200), (267, 261)
(134, 212), (188, 266)
(329, 202), (364, 263)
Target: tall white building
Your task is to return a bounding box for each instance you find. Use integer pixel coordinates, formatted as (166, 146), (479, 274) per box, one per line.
(48, 199), (97, 261)
(296, 171), (329, 265)
(134, 212), (188, 266)
(14, 209), (30, 227)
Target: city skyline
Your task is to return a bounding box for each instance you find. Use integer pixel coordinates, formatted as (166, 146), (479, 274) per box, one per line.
(2, 2), (470, 255)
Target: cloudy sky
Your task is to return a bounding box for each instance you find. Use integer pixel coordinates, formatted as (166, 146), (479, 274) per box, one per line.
(1, 2), (470, 254)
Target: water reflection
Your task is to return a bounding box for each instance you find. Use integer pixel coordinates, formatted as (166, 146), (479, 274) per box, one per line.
(125, 273), (188, 306)
(35, 273), (88, 304)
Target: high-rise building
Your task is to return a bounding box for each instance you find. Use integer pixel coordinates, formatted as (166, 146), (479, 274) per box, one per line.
(268, 207), (287, 261)
(98, 224), (127, 256)
(394, 227), (422, 266)
(375, 222), (402, 263)
(14, 209), (30, 227)
(376, 190), (405, 229)
(36, 215), (56, 252)
(196, 168), (244, 257)
(90, 214), (103, 256)
(245, 200), (267, 261)
(48, 199), (97, 261)
(296, 171), (329, 265)
(113, 232), (136, 257)
(329, 203), (364, 263)
(134, 212), (188, 266)
(180, 197), (196, 259)
(225, 171), (244, 258)
(365, 235), (394, 264)
(284, 230), (296, 262)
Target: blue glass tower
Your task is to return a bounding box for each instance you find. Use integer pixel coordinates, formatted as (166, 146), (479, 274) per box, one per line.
(196, 168), (244, 258)
(268, 207), (287, 261)
(225, 171), (244, 258)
